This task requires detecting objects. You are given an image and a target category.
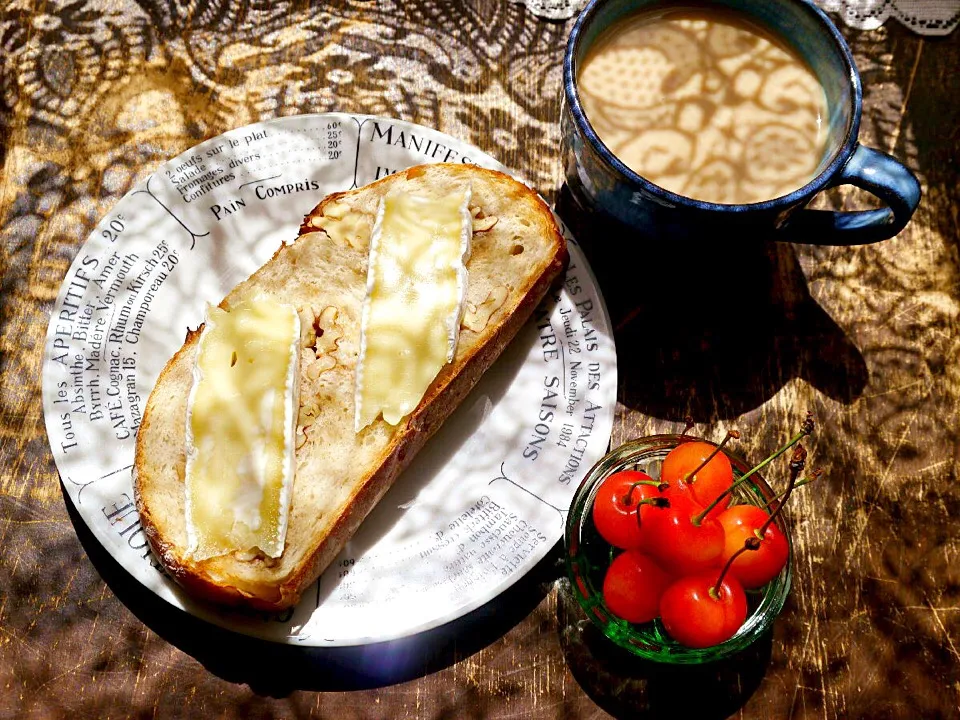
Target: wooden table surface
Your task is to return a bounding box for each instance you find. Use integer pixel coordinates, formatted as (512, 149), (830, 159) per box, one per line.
(2, 1), (959, 718)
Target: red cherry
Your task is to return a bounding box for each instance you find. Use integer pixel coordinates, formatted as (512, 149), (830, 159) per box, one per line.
(661, 441), (734, 520)
(602, 551), (672, 624)
(717, 505), (789, 588)
(592, 470), (665, 550)
(645, 497), (725, 575)
(659, 572), (748, 648)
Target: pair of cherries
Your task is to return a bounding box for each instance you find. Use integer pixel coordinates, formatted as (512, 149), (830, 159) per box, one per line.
(592, 420), (814, 648)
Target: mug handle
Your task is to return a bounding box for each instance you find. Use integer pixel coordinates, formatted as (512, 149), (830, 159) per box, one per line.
(780, 144), (921, 245)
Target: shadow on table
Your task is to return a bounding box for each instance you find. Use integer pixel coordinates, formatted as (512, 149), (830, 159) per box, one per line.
(556, 185), (868, 422)
(556, 578), (772, 719)
(65, 490), (563, 693)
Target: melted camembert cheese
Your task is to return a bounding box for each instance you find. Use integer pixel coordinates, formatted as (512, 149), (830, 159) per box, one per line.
(184, 298), (300, 560)
(355, 187), (472, 431)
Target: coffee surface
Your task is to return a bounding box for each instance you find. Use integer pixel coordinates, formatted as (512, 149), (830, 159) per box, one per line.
(577, 7), (828, 204)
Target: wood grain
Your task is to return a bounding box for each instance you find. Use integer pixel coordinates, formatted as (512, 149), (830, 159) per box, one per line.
(1, 2), (958, 718)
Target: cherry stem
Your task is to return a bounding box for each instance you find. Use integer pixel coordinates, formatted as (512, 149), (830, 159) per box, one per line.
(692, 413), (814, 526)
(623, 480), (669, 506)
(758, 445), (806, 537)
(679, 415), (695, 437)
(712, 535), (761, 598)
(683, 429), (741, 486)
(764, 468), (823, 509)
(634, 497), (670, 530)
(710, 446), (807, 597)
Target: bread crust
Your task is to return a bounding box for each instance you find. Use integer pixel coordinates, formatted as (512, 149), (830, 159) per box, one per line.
(134, 163), (567, 611)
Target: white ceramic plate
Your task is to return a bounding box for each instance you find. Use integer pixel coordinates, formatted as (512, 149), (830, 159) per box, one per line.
(41, 113), (617, 645)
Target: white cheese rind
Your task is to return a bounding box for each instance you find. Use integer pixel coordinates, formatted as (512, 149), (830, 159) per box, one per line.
(354, 186), (472, 432)
(184, 298), (300, 560)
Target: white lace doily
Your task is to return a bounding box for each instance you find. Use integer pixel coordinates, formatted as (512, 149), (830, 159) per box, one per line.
(819, 0), (960, 34)
(518, 0), (960, 35)
(515, 0), (584, 20)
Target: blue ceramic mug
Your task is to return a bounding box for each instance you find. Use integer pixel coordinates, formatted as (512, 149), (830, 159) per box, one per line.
(561, 0), (921, 245)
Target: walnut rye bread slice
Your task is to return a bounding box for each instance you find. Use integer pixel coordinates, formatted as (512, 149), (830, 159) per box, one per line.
(133, 163), (568, 611)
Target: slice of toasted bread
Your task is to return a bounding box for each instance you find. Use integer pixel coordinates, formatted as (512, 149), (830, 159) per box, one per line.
(133, 163), (567, 611)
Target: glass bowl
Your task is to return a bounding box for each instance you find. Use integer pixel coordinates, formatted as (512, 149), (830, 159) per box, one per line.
(564, 434), (792, 664)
